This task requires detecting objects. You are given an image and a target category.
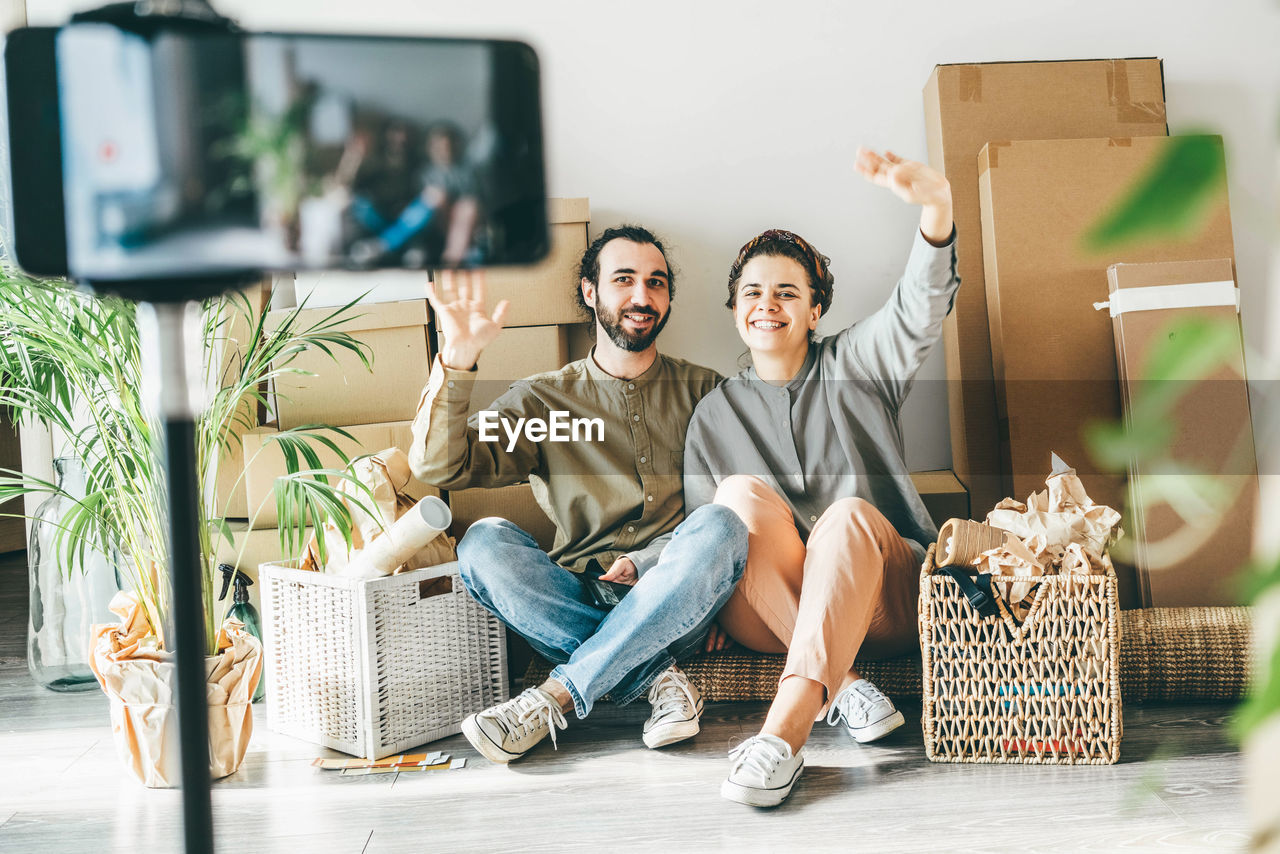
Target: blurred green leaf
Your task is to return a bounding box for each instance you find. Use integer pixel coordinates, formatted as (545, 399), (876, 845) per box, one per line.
(1083, 416), (1173, 471)
(1233, 638), (1280, 741)
(1237, 552), (1280, 606)
(1140, 315), (1240, 386)
(1082, 135), (1226, 252)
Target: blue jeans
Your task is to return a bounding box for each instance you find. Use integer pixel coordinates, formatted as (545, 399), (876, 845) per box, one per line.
(457, 504), (747, 718)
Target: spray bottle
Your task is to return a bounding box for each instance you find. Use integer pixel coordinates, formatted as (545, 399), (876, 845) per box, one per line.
(217, 564), (264, 703)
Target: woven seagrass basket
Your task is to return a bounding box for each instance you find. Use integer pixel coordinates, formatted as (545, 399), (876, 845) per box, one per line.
(260, 560), (508, 760)
(919, 544), (1123, 765)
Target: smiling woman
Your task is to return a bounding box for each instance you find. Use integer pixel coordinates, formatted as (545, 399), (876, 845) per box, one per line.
(684, 147), (959, 807)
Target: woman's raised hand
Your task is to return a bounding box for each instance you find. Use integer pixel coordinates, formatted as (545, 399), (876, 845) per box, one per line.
(426, 269), (509, 371)
(854, 148), (951, 209)
(855, 147), (954, 245)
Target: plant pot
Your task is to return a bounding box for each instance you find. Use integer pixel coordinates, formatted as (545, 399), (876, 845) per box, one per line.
(90, 592), (263, 788)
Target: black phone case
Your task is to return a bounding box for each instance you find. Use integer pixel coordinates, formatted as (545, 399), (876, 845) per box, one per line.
(581, 559), (631, 610)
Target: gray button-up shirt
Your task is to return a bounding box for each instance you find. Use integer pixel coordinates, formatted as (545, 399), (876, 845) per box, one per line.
(683, 228), (960, 560)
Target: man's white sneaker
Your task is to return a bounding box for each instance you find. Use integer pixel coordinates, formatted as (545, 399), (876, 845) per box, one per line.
(826, 678), (904, 743)
(721, 734), (804, 807)
(642, 666), (703, 748)
(461, 686), (567, 764)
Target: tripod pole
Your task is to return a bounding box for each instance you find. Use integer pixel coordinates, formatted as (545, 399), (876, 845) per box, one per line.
(139, 300), (215, 854)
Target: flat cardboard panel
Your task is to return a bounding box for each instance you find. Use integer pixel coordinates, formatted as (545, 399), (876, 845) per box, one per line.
(978, 136), (1234, 512)
(269, 299), (432, 428)
(242, 421), (437, 529)
(910, 469), (970, 528)
(978, 136), (1235, 609)
(923, 58), (1167, 517)
(439, 325), (571, 416)
(447, 482), (556, 552)
(1107, 258), (1257, 607)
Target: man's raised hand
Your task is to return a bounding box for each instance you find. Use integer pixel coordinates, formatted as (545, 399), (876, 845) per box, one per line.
(426, 269), (509, 371)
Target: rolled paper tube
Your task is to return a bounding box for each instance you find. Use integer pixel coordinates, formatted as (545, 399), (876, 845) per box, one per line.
(341, 496), (452, 579)
(935, 518), (1010, 567)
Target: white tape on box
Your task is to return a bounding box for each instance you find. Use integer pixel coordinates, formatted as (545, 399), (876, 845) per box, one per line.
(1093, 280), (1238, 317)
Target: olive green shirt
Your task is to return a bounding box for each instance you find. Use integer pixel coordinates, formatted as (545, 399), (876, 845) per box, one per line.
(409, 349), (722, 576)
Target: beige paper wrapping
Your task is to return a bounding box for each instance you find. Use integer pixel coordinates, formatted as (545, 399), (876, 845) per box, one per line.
(971, 453), (1123, 621)
(304, 447), (457, 573)
(89, 591), (263, 788)
(342, 496), (452, 579)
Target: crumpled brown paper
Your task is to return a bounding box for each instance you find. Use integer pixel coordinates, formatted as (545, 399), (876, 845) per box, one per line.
(971, 453), (1123, 621)
(89, 590), (263, 788)
(301, 447), (456, 574)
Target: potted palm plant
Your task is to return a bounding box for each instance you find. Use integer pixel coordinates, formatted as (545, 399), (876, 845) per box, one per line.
(0, 265), (378, 786)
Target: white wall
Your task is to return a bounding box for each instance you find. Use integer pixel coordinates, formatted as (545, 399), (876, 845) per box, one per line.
(26, 0), (1280, 471)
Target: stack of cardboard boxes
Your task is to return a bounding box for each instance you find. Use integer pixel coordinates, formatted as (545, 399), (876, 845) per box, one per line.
(924, 59), (1257, 607)
(440, 198), (591, 550)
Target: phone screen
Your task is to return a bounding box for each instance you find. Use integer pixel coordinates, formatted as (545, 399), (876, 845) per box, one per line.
(4, 25), (548, 282)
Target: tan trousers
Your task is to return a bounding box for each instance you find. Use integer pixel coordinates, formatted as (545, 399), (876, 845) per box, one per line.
(713, 475), (921, 711)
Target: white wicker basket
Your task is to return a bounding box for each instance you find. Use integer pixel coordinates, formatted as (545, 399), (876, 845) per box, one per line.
(259, 560), (508, 759)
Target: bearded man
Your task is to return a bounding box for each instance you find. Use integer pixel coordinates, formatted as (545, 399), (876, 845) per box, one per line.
(410, 225), (745, 763)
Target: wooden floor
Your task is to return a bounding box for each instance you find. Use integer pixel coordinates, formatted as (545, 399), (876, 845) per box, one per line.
(0, 551), (1251, 853)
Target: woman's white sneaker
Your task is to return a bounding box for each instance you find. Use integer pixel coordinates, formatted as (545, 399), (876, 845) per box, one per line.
(461, 686), (567, 763)
(721, 734), (804, 807)
(643, 665), (703, 748)
(826, 678), (905, 743)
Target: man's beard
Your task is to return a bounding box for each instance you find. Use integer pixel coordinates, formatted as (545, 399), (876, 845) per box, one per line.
(595, 302), (670, 352)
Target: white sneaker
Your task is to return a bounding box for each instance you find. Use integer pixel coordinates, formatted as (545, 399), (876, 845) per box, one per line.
(642, 666), (704, 748)
(461, 687), (567, 764)
(826, 678), (904, 743)
(721, 734), (804, 807)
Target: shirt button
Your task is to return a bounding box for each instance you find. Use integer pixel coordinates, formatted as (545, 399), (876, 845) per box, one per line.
(810, 515), (818, 522)
(447, 381), (455, 388)
(640, 456), (647, 463)
(633, 414), (640, 421)
(627, 526), (635, 533)
(628, 383), (635, 390)
(647, 495), (654, 502)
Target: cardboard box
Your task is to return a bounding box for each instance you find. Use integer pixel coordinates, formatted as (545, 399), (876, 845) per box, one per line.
(923, 59), (1168, 516)
(269, 299), (432, 429)
(242, 421), (437, 529)
(447, 482), (556, 552)
(213, 522), (313, 613)
(978, 136), (1235, 516)
(210, 280), (271, 519)
(978, 136), (1235, 610)
(910, 470), (970, 528)
(1106, 258), (1257, 607)
(0, 413), (24, 553)
(293, 269), (428, 308)
(439, 325), (571, 415)
(478, 198), (589, 327)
